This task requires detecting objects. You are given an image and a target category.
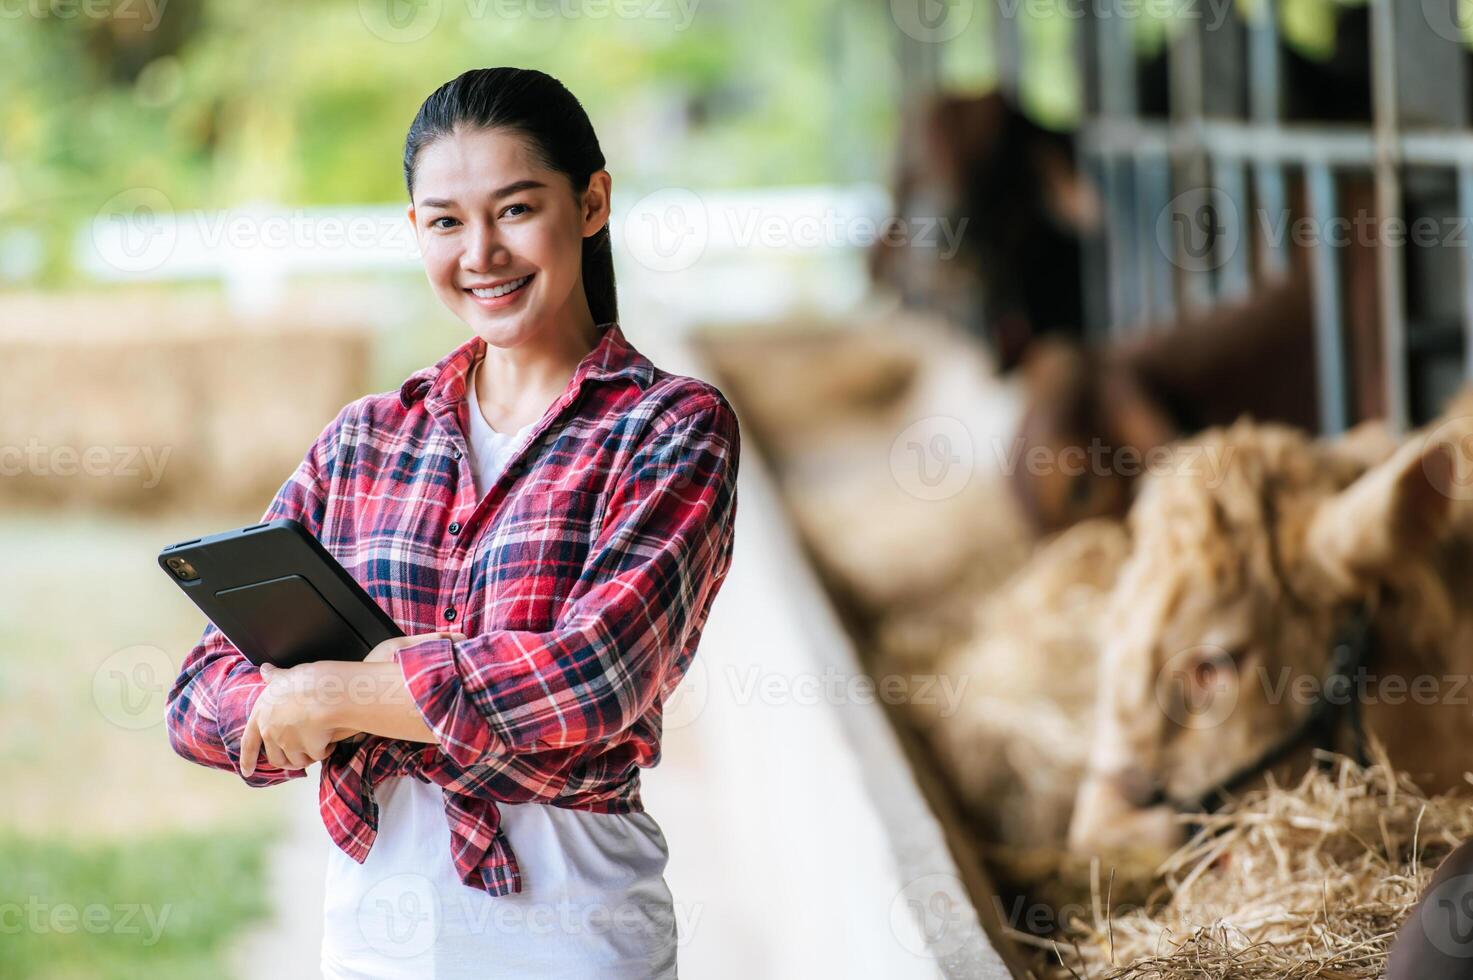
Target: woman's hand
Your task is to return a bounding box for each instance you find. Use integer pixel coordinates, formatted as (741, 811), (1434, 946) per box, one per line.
(239, 632), (469, 775)
(240, 662), (351, 776)
(364, 631), (466, 663)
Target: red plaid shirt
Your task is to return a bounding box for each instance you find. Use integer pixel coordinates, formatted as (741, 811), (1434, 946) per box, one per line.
(165, 321), (740, 895)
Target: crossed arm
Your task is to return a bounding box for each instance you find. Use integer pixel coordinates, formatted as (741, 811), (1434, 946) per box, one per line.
(237, 632), (461, 777)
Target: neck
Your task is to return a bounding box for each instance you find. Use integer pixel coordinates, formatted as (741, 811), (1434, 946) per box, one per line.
(473, 313), (603, 428)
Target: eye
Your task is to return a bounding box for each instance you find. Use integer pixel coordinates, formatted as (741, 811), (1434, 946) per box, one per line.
(429, 216), (460, 230)
(500, 203), (531, 218)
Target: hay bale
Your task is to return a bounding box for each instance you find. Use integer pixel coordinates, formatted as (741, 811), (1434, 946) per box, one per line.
(901, 518), (1130, 847)
(0, 288), (372, 512)
(1035, 745), (1473, 980)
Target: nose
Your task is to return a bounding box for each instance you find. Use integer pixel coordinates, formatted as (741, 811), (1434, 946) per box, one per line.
(459, 221), (509, 274)
(1068, 771), (1184, 855)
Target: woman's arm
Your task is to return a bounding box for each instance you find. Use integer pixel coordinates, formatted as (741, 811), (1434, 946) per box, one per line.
(390, 395), (740, 768)
(165, 401), (354, 786)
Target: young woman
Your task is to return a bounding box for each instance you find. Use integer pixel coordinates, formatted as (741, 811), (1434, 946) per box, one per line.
(165, 67), (740, 979)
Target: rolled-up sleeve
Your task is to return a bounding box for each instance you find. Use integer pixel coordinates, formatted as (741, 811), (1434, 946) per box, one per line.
(396, 395), (740, 766)
(164, 403), (351, 786)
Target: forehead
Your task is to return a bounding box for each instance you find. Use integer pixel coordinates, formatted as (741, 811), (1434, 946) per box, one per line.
(413, 126), (553, 200)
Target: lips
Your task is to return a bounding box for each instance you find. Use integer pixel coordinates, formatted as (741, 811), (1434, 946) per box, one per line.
(464, 273), (534, 298)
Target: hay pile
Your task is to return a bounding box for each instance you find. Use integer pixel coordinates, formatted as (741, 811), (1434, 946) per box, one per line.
(1030, 746), (1473, 980)
(890, 518), (1130, 846)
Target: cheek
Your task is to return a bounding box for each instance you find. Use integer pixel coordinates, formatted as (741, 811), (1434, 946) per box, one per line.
(419, 241), (460, 287)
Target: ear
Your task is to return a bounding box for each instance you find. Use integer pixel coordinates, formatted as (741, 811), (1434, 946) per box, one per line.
(1034, 141), (1102, 234)
(1020, 337), (1087, 402)
(581, 171), (612, 235)
(1100, 366), (1177, 455)
(1306, 436), (1456, 592)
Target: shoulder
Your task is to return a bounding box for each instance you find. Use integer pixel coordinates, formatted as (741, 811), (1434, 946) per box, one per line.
(632, 370), (739, 444)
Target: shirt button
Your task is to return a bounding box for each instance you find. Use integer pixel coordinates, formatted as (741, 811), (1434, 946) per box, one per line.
(451, 448), (463, 460)
(444, 606), (457, 622)
(448, 521), (461, 535)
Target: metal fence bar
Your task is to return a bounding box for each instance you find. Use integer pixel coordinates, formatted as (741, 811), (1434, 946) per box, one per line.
(1458, 163), (1473, 379)
(1215, 158), (1251, 298)
(1247, 0), (1287, 276)
(1137, 151), (1176, 321)
(1307, 160), (1349, 434)
(1371, 0), (1409, 431)
(1080, 121), (1473, 168)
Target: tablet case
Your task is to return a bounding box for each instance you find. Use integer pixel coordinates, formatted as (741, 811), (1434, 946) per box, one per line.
(159, 519), (404, 668)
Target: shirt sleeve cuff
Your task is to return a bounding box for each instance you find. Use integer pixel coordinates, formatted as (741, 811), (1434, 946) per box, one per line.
(395, 636), (504, 767)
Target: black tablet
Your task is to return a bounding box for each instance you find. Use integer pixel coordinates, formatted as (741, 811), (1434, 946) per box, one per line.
(159, 519), (403, 669)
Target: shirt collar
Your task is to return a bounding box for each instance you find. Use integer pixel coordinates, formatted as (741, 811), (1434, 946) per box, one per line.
(397, 321), (655, 411)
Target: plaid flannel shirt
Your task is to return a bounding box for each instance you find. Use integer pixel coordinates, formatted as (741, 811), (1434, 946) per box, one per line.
(164, 321), (740, 895)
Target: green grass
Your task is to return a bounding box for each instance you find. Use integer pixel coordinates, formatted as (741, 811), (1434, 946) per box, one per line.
(0, 827), (274, 980)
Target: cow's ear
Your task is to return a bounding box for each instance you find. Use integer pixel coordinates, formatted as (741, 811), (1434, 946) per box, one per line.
(1100, 368), (1177, 456)
(1306, 435), (1456, 591)
(1035, 142), (1102, 234)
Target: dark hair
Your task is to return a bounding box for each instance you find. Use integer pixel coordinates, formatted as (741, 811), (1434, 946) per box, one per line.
(403, 67), (617, 327)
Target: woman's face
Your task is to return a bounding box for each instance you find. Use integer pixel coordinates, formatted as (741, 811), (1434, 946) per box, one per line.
(407, 125), (610, 350)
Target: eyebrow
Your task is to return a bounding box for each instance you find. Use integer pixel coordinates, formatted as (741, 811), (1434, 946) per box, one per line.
(417, 180), (548, 210)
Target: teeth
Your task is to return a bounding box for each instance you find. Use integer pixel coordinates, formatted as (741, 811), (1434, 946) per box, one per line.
(470, 275), (531, 299)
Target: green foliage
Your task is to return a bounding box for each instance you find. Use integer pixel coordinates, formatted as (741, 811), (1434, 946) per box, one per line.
(3, 0), (902, 283)
(0, 827), (274, 980)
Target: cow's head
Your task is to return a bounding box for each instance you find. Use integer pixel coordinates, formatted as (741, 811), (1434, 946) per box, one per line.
(1067, 418), (1459, 855)
(870, 92), (1100, 371)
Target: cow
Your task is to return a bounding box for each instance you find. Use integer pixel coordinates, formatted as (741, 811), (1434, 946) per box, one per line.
(1066, 398), (1473, 855)
(868, 90), (1100, 373)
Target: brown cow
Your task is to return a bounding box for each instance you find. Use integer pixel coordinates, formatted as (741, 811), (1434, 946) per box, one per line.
(1066, 400), (1473, 855)
(869, 91), (1100, 372)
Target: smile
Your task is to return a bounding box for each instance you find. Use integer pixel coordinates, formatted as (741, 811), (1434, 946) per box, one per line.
(466, 274), (533, 300)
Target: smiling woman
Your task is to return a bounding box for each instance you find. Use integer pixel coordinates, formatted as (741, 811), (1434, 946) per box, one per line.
(163, 67), (741, 980)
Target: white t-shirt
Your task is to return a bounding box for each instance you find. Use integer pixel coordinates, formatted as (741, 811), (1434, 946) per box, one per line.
(320, 357), (677, 980)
